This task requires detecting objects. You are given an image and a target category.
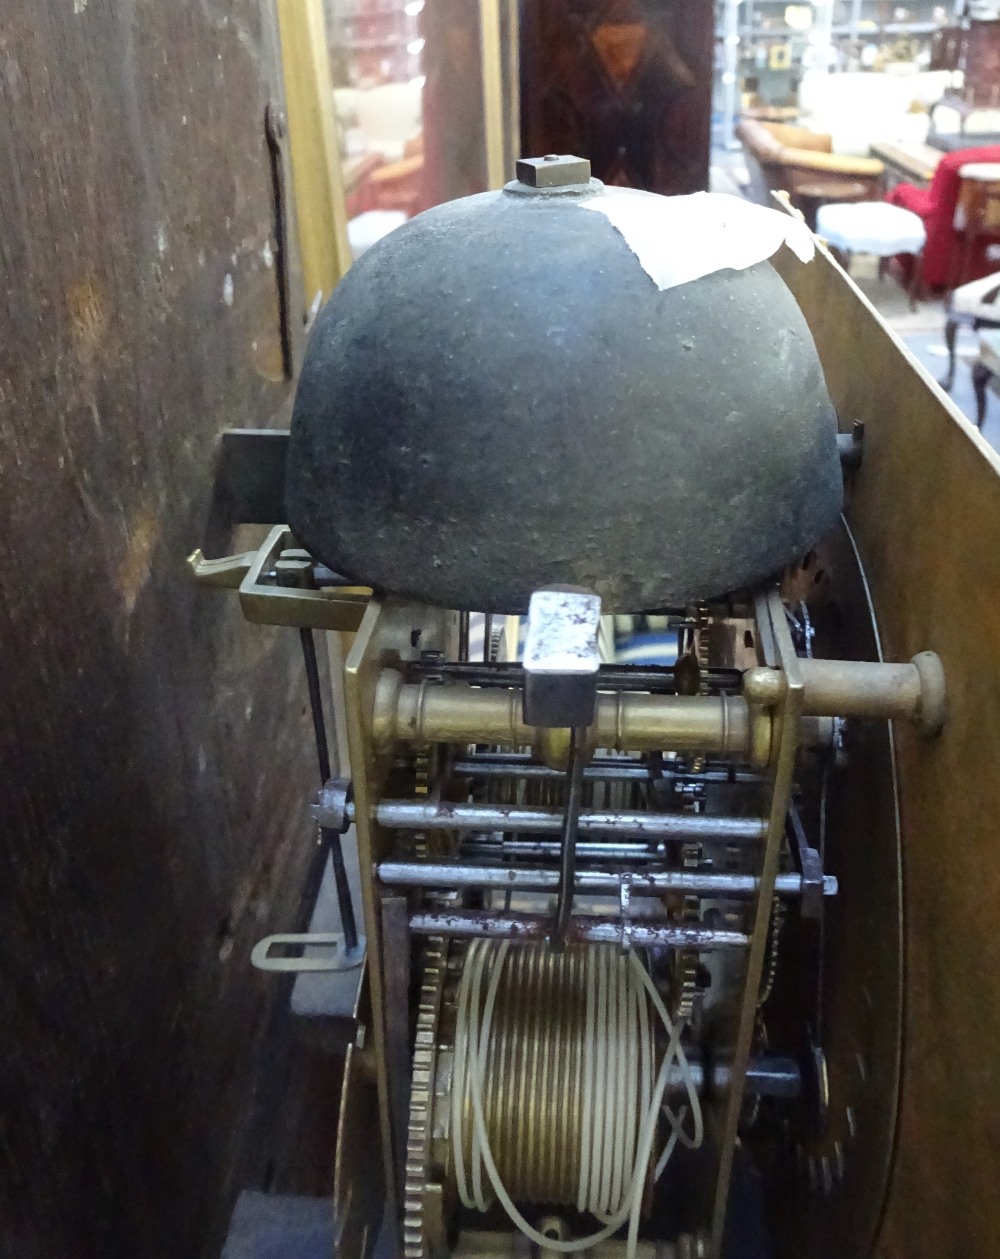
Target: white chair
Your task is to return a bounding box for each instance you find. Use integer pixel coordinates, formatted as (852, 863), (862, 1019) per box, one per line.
(942, 269), (1000, 390)
(816, 200), (927, 307)
(972, 328), (1000, 428)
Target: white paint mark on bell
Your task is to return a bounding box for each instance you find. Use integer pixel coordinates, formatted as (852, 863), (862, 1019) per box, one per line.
(74, 0), (88, 13)
(261, 240), (274, 268)
(222, 273), (234, 307)
(156, 225), (167, 256)
(581, 189), (815, 292)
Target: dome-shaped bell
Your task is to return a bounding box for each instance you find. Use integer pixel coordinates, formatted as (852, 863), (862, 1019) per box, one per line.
(285, 159), (842, 613)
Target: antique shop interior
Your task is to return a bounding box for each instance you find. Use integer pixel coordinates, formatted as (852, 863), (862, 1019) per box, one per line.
(4, 4), (1000, 1259)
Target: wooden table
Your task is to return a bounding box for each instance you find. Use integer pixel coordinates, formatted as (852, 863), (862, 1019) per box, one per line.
(870, 139), (943, 192)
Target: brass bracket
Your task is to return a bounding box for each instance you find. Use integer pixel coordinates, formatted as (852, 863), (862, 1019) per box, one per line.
(241, 526), (371, 630)
(190, 524), (371, 631)
(187, 548), (257, 589)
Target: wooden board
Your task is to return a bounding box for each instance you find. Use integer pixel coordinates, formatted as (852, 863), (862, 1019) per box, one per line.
(519, 0), (714, 195)
(419, 0), (519, 207)
(0, 3), (321, 1256)
(773, 240), (1000, 1258)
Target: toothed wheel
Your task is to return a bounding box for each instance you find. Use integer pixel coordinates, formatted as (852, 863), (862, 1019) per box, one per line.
(672, 841), (703, 1021)
(672, 951), (700, 1023)
(403, 940), (448, 1259)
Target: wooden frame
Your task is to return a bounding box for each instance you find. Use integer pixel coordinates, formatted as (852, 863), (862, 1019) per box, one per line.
(275, 0), (352, 309)
(773, 232), (1000, 1259)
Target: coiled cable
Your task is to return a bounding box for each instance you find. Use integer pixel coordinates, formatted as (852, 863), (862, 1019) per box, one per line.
(451, 939), (703, 1256)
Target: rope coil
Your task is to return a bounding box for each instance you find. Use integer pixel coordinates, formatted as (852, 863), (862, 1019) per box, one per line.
(451, 939), (703, 1256)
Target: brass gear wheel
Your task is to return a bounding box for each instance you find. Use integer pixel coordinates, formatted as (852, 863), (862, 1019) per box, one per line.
(671, 842), (703, 1022)
(402, 939), (448, 1259)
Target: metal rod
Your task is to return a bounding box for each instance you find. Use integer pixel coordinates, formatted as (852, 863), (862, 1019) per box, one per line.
(662, 1053), (801, 1099)
(483, 612), (494, 663)
(727, 1055), (802, 1099)
(454, 757), (652, 782)
(319, 830), (359, 950)
(300, 626), (332, 782)
(463, 839), (677, 861)
(406, 659), (744, 694)
(370, 798), (767, 842)
(458, 611), (470, 661)
(554, 726), (586, 944)
(377, 860), (838, 898)
(374, 672), (769, 765)
(299, 627), (358, 952)
(451, 756), (764, 785)
(408, 910), (748, 949)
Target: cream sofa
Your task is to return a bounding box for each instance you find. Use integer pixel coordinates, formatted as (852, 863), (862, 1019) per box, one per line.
(798, 69), (953, 155)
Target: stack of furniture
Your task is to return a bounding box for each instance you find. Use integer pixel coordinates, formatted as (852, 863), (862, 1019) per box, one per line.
(929, 19), (1000, 141)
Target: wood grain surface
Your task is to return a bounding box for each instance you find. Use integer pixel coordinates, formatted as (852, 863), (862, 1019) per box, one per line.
(0, 3), (320, 1256)
(774, 240), (1000, 1259)
(519, 0), (714, 195)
